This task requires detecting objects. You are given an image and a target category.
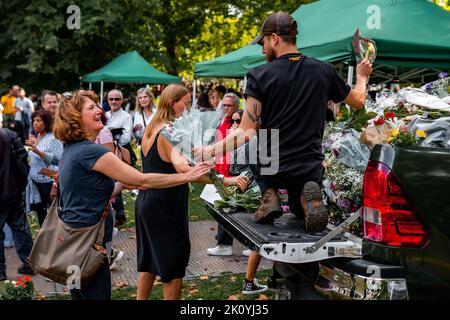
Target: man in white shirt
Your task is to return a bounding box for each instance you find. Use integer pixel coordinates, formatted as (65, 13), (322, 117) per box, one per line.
(105, 89), (133, 147)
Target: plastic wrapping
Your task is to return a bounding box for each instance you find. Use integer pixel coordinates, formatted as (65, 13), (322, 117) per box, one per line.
(160, 106), (224, 164)
(352, 28), (377, 63)
(335, 129), (371, 171)
(409, 116), (450, 148)
(398, 87), (450, 112)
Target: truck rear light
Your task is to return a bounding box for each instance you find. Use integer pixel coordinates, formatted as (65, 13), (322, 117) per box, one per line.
(363, 161), (429, 247)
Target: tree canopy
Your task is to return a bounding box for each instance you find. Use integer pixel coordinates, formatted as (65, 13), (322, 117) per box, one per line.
(0, 0), (313, 92)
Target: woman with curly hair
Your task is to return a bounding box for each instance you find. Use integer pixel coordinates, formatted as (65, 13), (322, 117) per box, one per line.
(53, 90), (212, 300)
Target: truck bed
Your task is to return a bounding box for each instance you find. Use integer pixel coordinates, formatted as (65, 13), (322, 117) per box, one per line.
(203, 195), (361, 264)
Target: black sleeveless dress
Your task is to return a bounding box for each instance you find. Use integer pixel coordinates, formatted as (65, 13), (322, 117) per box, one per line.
(135, 131), (189, 282)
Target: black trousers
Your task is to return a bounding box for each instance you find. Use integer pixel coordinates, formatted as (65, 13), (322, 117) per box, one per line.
(34, 181), (53, 226)
(112, 191), (125, 220)
(0, 195), (34, 274)
(216, 225), (233, 246)
(70, 261), (111, 300)
(249, 164), (324, 219)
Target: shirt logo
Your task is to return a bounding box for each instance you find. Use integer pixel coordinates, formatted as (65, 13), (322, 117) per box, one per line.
(289, 56), (302, 61)
(57, 235), (65, 244)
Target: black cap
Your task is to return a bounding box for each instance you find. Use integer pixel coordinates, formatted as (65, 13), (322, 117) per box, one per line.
(250, 11), (298, 46)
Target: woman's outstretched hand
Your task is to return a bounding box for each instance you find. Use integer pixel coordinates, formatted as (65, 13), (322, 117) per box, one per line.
(186, 162), (214, 182)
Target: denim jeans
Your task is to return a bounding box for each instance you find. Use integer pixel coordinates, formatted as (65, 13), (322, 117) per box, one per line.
(0, 195), (34, 274)
(3, 224), (13, 247)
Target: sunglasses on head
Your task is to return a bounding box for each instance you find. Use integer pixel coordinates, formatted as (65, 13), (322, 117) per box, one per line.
(231, 119), (241, 124)
(108, 97), (121, 101)
(62, 91), (74, 100)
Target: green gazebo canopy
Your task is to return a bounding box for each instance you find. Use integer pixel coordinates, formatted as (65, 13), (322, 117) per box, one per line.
(194, 0), (450, 78)
(82, 51), (181, 84)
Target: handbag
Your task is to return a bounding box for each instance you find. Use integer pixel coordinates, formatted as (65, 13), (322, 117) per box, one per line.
(114, 142), (131, 165)
(27, 195), (109, 287)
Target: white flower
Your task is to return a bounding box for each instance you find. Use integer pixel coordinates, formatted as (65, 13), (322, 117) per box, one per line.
(4, 280), (10, 284)
(11, 281), (16, 286)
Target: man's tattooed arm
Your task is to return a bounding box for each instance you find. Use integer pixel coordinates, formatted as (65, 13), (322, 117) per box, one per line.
(247, 102), (262, 128)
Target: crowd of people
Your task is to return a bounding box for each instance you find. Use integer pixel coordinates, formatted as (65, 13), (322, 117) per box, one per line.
(0, 81), (254, 299)
(0, 11), (373, 300)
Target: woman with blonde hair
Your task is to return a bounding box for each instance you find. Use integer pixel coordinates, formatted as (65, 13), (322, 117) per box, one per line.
(136, 84), (248, 300)
(133, 86), (156, 144)
(53, 90), (211, 300)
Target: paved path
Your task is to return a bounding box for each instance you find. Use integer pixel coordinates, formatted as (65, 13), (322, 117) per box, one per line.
(3, 221), (272, 296)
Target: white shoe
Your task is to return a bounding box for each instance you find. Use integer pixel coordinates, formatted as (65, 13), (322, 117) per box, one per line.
(206, 245), (232, 256)
(113, 227), (119, 237)
(110, 250), (124, 270)
(242, 249), (252, 257)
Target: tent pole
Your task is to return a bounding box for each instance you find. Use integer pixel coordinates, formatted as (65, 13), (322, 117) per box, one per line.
(192, 77), (197, 108)
(89, 83), (92, 90)
(100, 81), (104, 107)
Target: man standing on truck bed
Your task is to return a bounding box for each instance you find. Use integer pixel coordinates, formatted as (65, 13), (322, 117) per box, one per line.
(195, 11), (372, 293)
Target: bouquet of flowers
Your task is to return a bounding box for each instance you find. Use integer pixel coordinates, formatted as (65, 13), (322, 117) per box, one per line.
(0, 276), (35, 300)
(352, 28), (377, 63)
(160, 106), (230, 198)
(161, 106), (224, 164)
(214, 171), (262, 213)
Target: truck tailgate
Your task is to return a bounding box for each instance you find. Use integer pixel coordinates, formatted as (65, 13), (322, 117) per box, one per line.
(202, 188), (361, 264)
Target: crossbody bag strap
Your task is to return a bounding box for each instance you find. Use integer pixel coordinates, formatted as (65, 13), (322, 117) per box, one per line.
(142, 112), (147, 128)
(92, 203), (110, 253)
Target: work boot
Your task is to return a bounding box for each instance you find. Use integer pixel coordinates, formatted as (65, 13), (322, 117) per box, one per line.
(17, 263), (34, 275)
(253, 188), (282, 224)
(301, 181), (329, 232)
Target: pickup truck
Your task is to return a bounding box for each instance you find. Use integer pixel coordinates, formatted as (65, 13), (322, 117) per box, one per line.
(202, 144), (450, 300)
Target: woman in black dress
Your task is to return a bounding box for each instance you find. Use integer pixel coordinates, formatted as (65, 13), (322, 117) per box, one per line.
(136, 84), (248, 300)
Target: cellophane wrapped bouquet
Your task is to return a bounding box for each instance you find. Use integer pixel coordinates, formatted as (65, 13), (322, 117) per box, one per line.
(160, 106), (229, 198)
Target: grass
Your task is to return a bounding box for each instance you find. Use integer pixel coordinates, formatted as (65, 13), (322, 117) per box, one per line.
(188, 183), (214, 222)
(27, 182), (213, 237)
(46, 269), (274, 300)
(120, 182), (213, 231)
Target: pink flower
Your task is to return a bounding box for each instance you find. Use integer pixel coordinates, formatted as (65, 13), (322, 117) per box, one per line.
(400, 125), (409, 133)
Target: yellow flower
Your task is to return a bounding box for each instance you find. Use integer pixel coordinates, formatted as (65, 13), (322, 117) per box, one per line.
(391, 128), (399, 137)
(416, 129), (427, 138)
(387, 136), (393, 142)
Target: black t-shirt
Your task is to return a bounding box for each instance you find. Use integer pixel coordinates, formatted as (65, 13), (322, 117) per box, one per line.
(244, 53), (350, 177)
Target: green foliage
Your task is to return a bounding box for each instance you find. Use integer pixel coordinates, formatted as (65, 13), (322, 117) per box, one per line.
(214, 185), (262, 213)
(0, 0), (314, 92)
(389, 127), (425, 147)
(338, 106), (377, 131)
(0, 277), (35, 300)
(0, 0), (142, 92)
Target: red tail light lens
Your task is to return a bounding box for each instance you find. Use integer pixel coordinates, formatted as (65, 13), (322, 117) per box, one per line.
(363, 161), (429, 247)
